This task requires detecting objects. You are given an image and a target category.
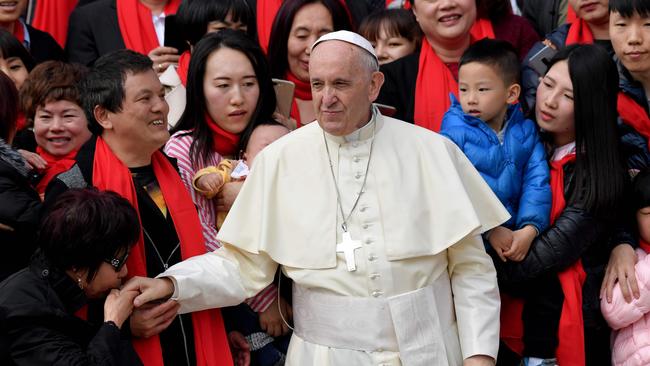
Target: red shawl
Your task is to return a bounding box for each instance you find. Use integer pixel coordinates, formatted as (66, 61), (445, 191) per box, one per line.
(413, 19), (494, 132)
(31, 0), (78, 47)
(116, 0), (181, 55)
(35, 146), (77, 195)
(92, 137), (232, 366)
(176, 50), (191, 86)
(501, 153), (587, 366)
(617, 92), (650, 148)
(286, 71), (312, 128)
(205, 113), (240, 157)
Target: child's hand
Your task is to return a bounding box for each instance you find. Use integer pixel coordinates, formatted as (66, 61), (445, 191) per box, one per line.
(488, 226), (513, 262)
(258, 297), (292, 337)
(196, 173), (223, 196)
(504, 225), (537, 262)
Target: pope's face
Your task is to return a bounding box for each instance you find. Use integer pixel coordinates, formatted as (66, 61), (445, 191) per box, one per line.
(309, 41), (384, 136)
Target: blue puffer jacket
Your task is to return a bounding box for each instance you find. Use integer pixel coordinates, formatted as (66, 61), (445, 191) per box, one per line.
(441, 95), (551, 232)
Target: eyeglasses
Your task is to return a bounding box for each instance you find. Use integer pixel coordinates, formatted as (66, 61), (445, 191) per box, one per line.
(104, 251), (129, 272)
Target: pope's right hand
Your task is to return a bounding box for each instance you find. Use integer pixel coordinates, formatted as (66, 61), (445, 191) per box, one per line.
(122, 276), (175, 307)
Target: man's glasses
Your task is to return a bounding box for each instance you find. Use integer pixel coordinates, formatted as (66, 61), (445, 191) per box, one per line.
(104, 251), (129, 272)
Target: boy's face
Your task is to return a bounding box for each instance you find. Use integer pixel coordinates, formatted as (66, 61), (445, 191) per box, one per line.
(243, 124), (290, 167)
(638, 207), (650, 243)
(610, 11), (650, 77)
(458, 62), (519, 130)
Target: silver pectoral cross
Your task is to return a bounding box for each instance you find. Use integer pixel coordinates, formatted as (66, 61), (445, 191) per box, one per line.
(336, 231), (362, 272)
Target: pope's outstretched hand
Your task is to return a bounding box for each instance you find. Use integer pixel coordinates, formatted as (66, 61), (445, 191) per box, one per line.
(122, 277), (175, 307)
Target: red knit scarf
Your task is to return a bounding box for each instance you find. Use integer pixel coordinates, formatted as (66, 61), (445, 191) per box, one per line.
(176, 50), (191, 86)
(116, 0), (181, 55)
(414, 19), (494, 132)
(12, 20), (24, 43)
(286, 71), (312, 128)
(92, 137), (232, 366)
(205, 113), (240, 157)
(35, 146), (78, 195)
(501, 153), (586, 366)
(31, 0), (77, 47)
(618, 92), (650, 148)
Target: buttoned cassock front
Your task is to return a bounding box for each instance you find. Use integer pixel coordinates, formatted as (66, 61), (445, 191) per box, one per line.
(162, 112), (510, 365)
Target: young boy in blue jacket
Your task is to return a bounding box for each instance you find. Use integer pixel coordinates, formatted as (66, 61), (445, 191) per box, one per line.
(441, 39), (557, 366)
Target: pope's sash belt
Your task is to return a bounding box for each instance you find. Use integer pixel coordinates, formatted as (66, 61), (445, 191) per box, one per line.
(292, 271), (462, 365)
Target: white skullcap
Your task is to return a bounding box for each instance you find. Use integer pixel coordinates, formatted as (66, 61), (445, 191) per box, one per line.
(311, 30), (378, 62)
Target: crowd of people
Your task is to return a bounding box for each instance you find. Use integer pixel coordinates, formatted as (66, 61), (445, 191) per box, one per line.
(0, 0), (650, 365)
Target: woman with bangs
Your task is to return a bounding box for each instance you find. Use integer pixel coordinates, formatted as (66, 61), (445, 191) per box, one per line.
(18, 61), (91, 198)
(266, 0), (352, 128)
(376, 0), (538, 131)
(358, 8), (422, 65)
(161, 0), (256, 128)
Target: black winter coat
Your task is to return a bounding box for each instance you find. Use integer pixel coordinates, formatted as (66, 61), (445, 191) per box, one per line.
(0, 250), (143, 366)
(0, 138), (41, 281)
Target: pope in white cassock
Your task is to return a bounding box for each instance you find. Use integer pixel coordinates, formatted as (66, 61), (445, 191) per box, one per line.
(125, 31), (511, 366)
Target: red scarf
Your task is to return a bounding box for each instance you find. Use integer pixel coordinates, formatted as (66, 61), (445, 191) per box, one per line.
(501, 153), (587, 366)
(257, 0), (283, 54)
(176, 50), (191, 86)
(640, 239), (650, 253)
(617, 92), (650, 148)
(35, 146), (77, 195)
(205, 113), (240, 157)
(565, 18), (594, 45)
(15, 112), (27, 131)
(31, 0), (78, 47)
(413, 19), (494, 132)
(116, 0), (181, 55)
(286, 71), (312, 128)
(567, 5), (578, 24)
(92, 137), (232, 366)
(12, 20), (24, 43)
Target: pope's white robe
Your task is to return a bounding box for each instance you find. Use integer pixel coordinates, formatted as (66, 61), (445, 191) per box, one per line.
(163, 111), (510, 365)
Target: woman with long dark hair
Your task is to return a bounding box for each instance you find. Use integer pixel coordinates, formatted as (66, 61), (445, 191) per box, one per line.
(496, 44), (627, 366)
(267, 0), (352, 127)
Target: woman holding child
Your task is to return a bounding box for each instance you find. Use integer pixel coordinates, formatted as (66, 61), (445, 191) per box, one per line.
(494, 44), (628, 366)
(163, 29), (292, 364)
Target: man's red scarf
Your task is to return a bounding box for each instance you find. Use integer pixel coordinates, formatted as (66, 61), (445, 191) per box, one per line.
(116, 0), (181, 55)
(618, 92), (650, 148)
(92, 137), (232, 366)
(34, 146), (78, 195)
(286, 71), (312, 128)
(413, 19), (494, 132)
(205, 113), (240, 158)
(501, 153), (587, 366)
(176, 50), (191, 86)
(31, 0), (77, 47)
(12, 20), (24, 43)
(257, 0), (353, 53)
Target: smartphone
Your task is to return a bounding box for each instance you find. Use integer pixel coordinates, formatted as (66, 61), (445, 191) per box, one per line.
(528, 45), (557, 75)
(273, 78), (295, 120)
(374, 103), (397, 117)
(164, 15), (189, 53)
